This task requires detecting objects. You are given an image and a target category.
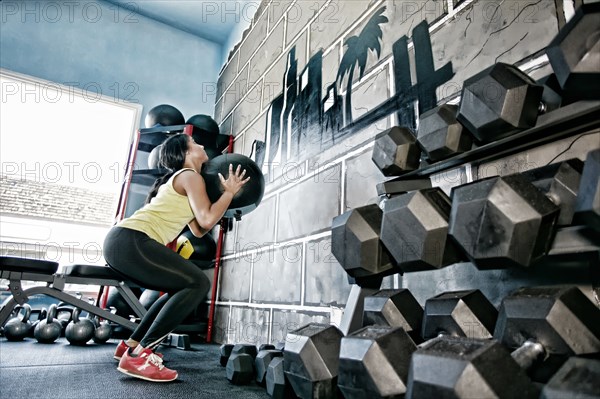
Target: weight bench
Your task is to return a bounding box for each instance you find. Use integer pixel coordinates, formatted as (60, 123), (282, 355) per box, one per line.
(0, 256), (145, 331)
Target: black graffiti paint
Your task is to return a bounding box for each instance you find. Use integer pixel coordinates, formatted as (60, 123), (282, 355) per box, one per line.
(254, 9), (454, 175)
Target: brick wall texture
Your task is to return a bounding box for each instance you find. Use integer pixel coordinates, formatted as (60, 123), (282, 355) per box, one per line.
(212, 0), (582, 345)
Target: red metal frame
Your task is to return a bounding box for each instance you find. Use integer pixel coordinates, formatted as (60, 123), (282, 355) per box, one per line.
(206, 134), (234, 343)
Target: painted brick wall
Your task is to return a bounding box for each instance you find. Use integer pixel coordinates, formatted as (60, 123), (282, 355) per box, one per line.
(212, 0), (599, 345)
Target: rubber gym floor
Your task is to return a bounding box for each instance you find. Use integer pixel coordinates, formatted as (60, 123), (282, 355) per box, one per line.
(0, 338), (270, 399)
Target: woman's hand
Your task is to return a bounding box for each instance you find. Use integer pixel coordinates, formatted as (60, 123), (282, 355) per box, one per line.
(219, 164), (250, 196)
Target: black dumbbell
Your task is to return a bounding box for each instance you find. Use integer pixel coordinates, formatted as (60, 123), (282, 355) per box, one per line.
(338, 289), (498, 398)
(449, 156), (587, 268)
(546, 3), (600, 101)
(267, 356), (297, 399)
(416, 104), (473, 162)
(219, 343), (234, 367)
(520, 158), (584, 226)
(331, 204), (399, 289)
(380, 187), (464, 272)
(255, 349), (283, 386)
(226, 344), (258, 385)
(283, 323), (343, 398)
(541, 356), (600, 399)
(371, 126), (421, 176)
(574, 149), (600, 232)
(449, 173), (560, 268)
(457, 62), (544, 143)
(406, 286), (600, 398)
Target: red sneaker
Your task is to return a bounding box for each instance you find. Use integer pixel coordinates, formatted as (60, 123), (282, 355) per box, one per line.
(114, 340), (163, 361)
(117, 347), (177, 382)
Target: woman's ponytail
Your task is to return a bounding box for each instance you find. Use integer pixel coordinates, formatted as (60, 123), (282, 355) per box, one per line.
(144, 134), (189, 203)
(145, 172), (175, 203)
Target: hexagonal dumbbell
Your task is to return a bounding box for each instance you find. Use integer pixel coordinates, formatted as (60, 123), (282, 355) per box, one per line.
(421, 289), (498, 340)
(255, 349), (283, 386)
(417, 104), (472, 162)
(338, 325), (417, 398)
(449, 174), (560, 268)
(457, 62), (544, 143)
(331, 204), (398, 288)
(541, 357), (600, 399)
(341, 289), (498, 398)
(494, 286), (600, 371)
(520, 158), (584, 226)
(371, 126), (421, 176)
(407, 336), (539, 399)
(381, 188), (464, 272)
(226, 344), (258, 385)
(283, 323), (343, 399)
(219, 343), (234, 367)
(574, 149), (600, 231)
(546, 3), (600, 100)
(362, 289), (423, 343)
(267, 356), (296, 399)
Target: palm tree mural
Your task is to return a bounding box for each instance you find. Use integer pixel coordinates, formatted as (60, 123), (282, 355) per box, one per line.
(336, 7), (388, 124)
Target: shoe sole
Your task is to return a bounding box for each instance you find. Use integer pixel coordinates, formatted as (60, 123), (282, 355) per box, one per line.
(117, 367), (177, 382)
(115, 355), (165, 362)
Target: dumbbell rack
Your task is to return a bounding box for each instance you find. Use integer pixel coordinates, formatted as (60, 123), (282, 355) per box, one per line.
(378, 100), (600, 300)
(379, 100), (600, 189)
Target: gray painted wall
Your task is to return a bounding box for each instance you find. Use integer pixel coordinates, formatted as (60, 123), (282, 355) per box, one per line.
(212, 0), (599, 345)
(0, 0), (222, 121)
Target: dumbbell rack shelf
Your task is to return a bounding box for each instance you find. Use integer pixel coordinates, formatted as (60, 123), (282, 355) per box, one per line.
(383, 100), (600, 182)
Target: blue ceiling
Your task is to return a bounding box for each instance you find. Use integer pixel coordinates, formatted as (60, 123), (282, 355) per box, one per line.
(105, 0), (256, 45)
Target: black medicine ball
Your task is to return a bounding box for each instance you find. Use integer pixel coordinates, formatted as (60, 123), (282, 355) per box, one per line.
(201, 154), (265, 219)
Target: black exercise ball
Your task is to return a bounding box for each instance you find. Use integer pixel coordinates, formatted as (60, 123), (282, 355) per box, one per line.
(204, 146), (223, 160)
(106, 288), (136, 319)
(139, 289), (162, 310)
(148, 144), (163, 169)
(187, 114), (219, 145)
(145, 104), (185, 128)
(176, 230), (217, 263)
(201, 153), (265, 219)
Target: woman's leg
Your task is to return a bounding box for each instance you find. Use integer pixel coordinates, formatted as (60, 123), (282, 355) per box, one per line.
(129, 293), (170, 343)
(103, 227), (210, 349)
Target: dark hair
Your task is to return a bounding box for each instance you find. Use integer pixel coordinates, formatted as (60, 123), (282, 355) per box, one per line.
(145, 134), (189, 203)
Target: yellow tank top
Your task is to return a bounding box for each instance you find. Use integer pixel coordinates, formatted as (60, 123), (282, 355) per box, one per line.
(118, 168), (195, 245)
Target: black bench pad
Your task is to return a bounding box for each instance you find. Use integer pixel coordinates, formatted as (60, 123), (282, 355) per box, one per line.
(62, 264), (124, 280)
(0, 256), (59, 274)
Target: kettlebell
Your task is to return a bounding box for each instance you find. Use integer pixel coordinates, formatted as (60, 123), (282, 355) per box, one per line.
(92, 315), (113, 344)
(56, 305), (74, 336)
(65, 307), (95, 345)
(28, 307), (48, 338)
(34, 304), (62, 344)
(4, 304), (32, 341)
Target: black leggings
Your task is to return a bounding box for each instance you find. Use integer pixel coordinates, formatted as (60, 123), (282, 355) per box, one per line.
(103, 227), (210, 349)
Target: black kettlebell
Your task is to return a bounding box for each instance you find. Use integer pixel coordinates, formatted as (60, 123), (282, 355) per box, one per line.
(34, 304), (62, 344)
(28, 307), (48, 338)
(4, 304), (32, 341)
(65, 307), (95, 345)
(56, 305), (74, 336)
(92, 315), (113, 344)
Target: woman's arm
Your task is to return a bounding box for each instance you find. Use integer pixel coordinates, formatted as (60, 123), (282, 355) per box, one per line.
(188, 218), (209, 238)
(176, 165), (248, 231)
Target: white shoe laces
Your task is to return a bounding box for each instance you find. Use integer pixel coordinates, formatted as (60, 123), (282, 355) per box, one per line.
(143, 352), (165, 370)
